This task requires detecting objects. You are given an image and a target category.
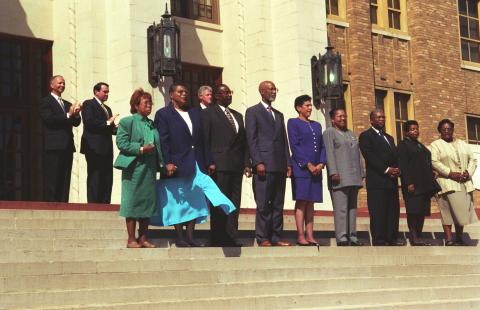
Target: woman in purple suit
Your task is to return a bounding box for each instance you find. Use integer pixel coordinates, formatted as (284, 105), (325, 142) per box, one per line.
(287, 95), (327, 246)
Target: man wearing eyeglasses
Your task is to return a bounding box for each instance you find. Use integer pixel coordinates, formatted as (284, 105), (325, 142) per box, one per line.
(201, 84), (251, 247)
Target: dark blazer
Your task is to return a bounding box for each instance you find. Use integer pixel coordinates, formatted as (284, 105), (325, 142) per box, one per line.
(80, 98), (116, 156)
(398, 137), (436, 197)
(39, 94), (81, 151)
(245, 103), (290, 173)
(154, 104), (212, 177)
(359, 127), (398, 189)
(201, 104), (250, 172)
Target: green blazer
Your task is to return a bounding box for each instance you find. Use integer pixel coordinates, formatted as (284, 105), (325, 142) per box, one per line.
(114, 113), (164, 170)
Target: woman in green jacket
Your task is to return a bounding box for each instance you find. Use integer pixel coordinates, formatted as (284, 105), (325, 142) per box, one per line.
(114, 88), (164, 248)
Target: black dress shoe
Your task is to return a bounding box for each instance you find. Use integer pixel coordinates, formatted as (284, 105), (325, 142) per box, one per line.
(372, 240), (388, 246)
(349, 240), (363, 246)
(388, 239), (406, 246)
(224, 241), (243, 247)
(337, 241), (349, 246)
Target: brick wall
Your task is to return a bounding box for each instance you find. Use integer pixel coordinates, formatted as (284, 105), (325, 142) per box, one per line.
(327, 0), (480, 211)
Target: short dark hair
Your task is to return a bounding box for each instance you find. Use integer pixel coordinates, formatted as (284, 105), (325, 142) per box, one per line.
(49, 75), (63, 85)
(294, 95), (312, 111)
(169, 83), (187, 94)
(93, 82), (109, 93)
(437, 119), (454, 133)
(403, 120), (418, 132)
(329, 108), (345, 119)
(369, 109), (385, 121)
(129, 88), (152, 114)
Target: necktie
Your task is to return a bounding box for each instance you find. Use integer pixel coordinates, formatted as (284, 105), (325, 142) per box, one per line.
(100, 103), (110, 118)
(224, 108), (237, 133)
(379, 130), (391, 148)
(266, 105), (274, 119)
(58, 97), (66, 112)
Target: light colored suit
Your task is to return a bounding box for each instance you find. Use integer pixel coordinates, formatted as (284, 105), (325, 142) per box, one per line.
(324, 127), (363, 243)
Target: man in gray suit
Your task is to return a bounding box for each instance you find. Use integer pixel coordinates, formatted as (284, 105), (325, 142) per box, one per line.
(245, 80), (292, 247)
(324, 108), (364, 246)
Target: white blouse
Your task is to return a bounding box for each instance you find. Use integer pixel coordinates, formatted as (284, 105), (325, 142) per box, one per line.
(175, 108), (193, 135)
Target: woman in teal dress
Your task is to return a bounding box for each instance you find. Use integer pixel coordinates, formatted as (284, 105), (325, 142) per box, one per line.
(151, 83), (235, 247)
(114, 88), (164, 248)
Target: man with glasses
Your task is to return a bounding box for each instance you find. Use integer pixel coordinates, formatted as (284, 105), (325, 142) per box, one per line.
(202, 84), (251, 247)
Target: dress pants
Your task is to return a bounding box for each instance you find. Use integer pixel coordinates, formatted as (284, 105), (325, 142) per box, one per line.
(253, 172), (286, 244)
(43, 150), (73, 202)
(210, 171), (243, 245)
(85, 152), (113, 204)
(331, 186), (359, 243)
(367, 188), (400, 244)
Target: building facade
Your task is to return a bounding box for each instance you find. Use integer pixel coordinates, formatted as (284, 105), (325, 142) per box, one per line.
(0, 0), (332, 210)
(326, 0), (480, 207)
(1, 0), (479, 210)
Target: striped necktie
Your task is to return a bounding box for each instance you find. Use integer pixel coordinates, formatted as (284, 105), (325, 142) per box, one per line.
(224, 108), (237, 133)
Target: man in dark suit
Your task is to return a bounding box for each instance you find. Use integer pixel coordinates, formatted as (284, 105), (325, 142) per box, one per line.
(80, 82), (118, 203)
(39, 75), (81, 202)
(245, 80), (292, 247)
(202, 84), (252, 247)
(359, 109), (404, 246)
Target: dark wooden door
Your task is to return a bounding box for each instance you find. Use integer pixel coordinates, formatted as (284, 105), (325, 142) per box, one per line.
(0, 34), (52, 200)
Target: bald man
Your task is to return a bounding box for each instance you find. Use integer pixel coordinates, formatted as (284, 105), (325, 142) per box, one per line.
(245, 81), (292, 247)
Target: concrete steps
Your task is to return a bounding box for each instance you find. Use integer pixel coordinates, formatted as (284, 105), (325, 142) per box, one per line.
(0, 207), (479, 309)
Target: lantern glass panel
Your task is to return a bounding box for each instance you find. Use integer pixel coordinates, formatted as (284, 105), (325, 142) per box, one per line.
(163, 34), (172, 58)
(323, 63), (328, 86)
(329, 63), (338, 85)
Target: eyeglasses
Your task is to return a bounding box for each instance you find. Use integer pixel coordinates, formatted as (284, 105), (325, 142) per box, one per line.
(220, 90), (234, 95)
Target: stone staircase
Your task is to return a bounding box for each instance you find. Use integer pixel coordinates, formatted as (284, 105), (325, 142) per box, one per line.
(0, 208), (479, 309)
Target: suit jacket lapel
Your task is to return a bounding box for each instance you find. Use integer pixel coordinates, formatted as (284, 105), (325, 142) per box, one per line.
(50, 95), (66, 114)
(215, 105), (237, 135)
(169, 104), (191, 136)
(258, 102), (275, 126)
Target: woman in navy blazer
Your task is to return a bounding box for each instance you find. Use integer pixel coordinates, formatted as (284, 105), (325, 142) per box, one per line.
(287, 95), (327, 246)
(151, 83), (235, 247)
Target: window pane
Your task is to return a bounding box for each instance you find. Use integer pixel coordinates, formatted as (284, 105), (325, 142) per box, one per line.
(470, 41), (480, 62)
(401, 99), (408, 118)
(468, 0), (478, 17)
(460, 16), (469, 37)
(470, 18), (479, 39)
(462, 39), (470, 60)
(331, 0), (339, 16)
(467, 117), (477, 141)
(393, 12), (401, 29)
(395, 101), (400, 119)
(371, 0), (377, 4)
(396, 122), (402, 141)
(370, 6), (378, 24)
(388, 0), (393, 8)
(394, 0), (400, 9)
(459, 0), (468, 15)
(326, 0), (330, 15)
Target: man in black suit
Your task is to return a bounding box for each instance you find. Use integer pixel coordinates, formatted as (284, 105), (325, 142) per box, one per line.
(80, 82), (118, 203)
(359, 109), (404, 246)
(39, 75), (81, 202)
(202, 84), (252, 247)
(245, 80), (292, 247)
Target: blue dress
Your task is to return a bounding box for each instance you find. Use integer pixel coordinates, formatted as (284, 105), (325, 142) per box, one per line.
(150, 163), (236, 226)
(287, 118), (327, 202)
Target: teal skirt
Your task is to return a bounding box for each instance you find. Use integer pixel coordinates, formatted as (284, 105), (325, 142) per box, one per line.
(150, 163), (236, 226)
